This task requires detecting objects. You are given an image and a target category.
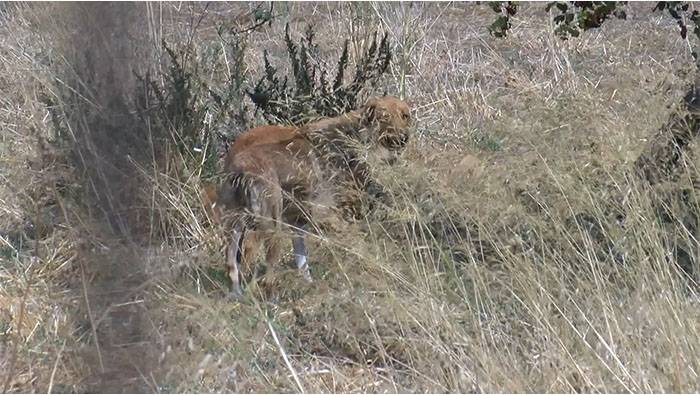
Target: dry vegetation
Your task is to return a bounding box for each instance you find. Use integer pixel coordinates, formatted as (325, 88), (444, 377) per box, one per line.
(1, 2), (700, 393)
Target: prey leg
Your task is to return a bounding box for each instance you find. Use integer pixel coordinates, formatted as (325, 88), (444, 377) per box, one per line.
(293, 228), (312, 283)
(226, 228), (244, 300)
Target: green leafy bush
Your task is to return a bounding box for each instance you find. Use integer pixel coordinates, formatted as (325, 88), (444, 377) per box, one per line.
(135, 33), (250, 179)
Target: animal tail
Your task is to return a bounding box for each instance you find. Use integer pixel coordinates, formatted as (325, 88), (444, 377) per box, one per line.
(219, 169), (283, 233)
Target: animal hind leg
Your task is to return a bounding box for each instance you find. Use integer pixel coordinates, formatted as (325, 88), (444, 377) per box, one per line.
(241, 230), (262, 276)
(226, 226), (244, 300)
(293, 227), (312, 283)
(247, 180), (284, 284)
(258, 183), (284, 268)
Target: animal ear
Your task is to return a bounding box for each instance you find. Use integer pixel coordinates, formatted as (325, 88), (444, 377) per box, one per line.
(361, 98), (379, 126)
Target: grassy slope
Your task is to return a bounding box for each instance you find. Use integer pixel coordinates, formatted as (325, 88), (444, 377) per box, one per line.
(1, 2), (699, 393)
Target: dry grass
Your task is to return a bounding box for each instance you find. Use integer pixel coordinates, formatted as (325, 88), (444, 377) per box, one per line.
(1, 2), (700, 393)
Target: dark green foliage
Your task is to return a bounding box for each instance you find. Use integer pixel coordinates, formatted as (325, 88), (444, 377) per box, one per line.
(209, 28), (251, 154)
(488, 2), (518, 38)
(653, 2), (700, 64)
(248, 24), (392, 125)
(488, 1), (700, 68)
(545, 2), (627, 40)
(487, 2), (629, 39)
(487, 2), (697, 52)
(135, 32), (251, 179)
(135, 41), (210, 174)
(654, 1), (696, 40)
(253, 8), (272, 24)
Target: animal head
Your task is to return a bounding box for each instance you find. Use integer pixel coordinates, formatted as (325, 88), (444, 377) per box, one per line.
(360, 96), (413, 152)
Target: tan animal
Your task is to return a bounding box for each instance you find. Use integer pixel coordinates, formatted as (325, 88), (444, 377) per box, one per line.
(204, 96), (412, 299)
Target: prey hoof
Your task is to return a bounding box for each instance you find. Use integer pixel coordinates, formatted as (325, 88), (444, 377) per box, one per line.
(300, 268), (313, 283)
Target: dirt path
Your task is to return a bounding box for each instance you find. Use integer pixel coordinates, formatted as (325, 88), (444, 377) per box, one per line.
(45, 4), (166, 391)
(77, 239), (160, 393)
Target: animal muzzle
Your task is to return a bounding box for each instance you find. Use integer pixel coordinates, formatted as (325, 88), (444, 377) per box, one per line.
(381, 132), (410, 151)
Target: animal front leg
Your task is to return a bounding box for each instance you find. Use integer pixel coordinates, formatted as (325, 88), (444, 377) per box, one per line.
(293, 228), (312, 283)
(226, 229), (244, 300)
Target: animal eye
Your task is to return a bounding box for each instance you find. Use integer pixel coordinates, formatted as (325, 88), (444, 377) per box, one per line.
(402, 112), (410, 120)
